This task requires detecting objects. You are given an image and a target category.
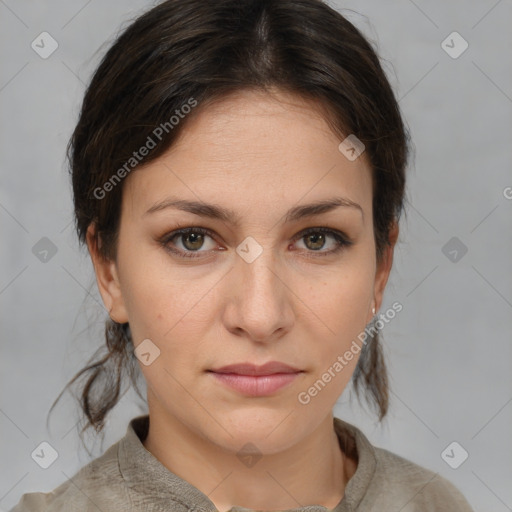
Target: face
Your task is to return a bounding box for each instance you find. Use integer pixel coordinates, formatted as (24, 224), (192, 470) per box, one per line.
(88, 88), (395, 455)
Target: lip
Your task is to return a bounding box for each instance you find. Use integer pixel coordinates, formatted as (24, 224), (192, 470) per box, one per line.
(210, 361), (302, 375)
(208, 362), (304, 397)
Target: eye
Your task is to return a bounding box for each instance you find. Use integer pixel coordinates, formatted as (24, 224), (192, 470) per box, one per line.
(160, 227), (218, 259)
(292, 227), (353, 257)
(159, 226), (353, 260)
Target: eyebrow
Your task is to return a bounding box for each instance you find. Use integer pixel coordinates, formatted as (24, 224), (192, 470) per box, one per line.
(143, 195), (364, 225)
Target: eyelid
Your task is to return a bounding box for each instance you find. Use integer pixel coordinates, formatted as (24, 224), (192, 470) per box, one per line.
(159, 225), (353, 259)
(292, 226), (352, 244)
(159, 226), (219, 257)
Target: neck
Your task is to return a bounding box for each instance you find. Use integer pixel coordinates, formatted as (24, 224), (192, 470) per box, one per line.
(142, 408), (356, 511)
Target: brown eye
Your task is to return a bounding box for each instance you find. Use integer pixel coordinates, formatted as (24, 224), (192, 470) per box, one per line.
(303, 232), (327, 251)
(160, 227), (217, 259)
(160, 226), (352, 260)
(293, 227), (353, 257)
(181, 232), (205, 251)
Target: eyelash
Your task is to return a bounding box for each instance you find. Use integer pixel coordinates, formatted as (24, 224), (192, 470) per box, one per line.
(159, 225), (353, 260)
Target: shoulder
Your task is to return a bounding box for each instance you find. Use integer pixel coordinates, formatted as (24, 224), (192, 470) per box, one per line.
(334, 417), (475, 512)
(370, 446), (474, 511)
(8, 441), (129, 512)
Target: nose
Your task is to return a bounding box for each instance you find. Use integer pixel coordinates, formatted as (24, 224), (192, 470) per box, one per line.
(221, 242), (295, 344)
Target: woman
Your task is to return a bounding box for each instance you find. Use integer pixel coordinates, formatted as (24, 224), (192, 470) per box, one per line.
(10, 0), (474, 510)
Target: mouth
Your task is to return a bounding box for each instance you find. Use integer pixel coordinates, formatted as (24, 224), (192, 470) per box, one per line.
(207, 362), (304, 397)
(210, 361), (303, 376)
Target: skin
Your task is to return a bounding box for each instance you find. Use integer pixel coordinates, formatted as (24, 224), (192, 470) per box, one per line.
(87, 88), (398, 511)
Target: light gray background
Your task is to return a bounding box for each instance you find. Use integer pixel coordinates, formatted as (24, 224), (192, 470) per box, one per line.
(1, 1), (511, 511)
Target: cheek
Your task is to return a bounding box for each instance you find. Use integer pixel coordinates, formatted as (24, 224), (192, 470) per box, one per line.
(309, 264), (374, 337)
(294, 271), (374, 408)
(300, 260), (374, 390)
(117, 244), (225, 370)
(117, 247), (229, 395)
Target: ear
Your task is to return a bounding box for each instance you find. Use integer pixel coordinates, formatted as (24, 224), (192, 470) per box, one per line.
(370, 220), (399, 321)
(86, 223), (129, 323)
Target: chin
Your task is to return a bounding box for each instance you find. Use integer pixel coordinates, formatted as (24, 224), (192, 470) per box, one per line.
(209, 407), (304, 453)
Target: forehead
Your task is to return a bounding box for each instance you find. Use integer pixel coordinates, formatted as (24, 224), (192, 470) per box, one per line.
(168, 88), (345, 160)
(123, 89), (372, 219)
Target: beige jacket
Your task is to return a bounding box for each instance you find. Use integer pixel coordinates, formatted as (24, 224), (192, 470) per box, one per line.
(9, 415), (475, 512)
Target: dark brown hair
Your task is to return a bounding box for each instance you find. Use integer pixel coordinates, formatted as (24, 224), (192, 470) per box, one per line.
(50, 0), (410, 439)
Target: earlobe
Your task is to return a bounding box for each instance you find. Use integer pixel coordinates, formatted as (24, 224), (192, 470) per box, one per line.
(86, 224), (129, 323)
(372, 221), (399, 314)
